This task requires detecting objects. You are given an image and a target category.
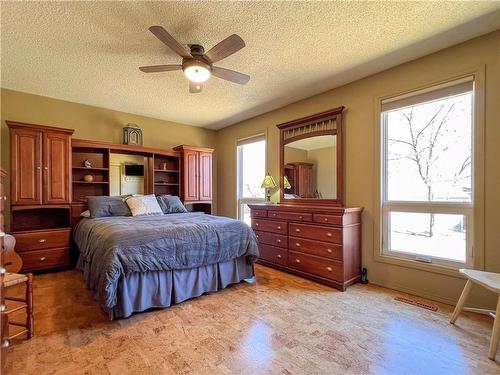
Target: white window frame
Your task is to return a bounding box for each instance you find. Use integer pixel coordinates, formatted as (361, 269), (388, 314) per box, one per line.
(380, 77), (475, 269)
(236, 134), (266, 221)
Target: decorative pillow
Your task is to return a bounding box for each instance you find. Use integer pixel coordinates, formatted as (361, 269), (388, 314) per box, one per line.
(156, 195), (188, 214)
(125, 194), (163, 216)
(87, 196), (131, 218)
(80, 210), (91, 218)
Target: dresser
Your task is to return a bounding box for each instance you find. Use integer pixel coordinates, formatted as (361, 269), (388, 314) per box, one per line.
(7, 121), (73, 272)
(249, 203), (362, 291)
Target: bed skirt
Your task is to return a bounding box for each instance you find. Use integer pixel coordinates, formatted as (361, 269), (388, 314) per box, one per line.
(91, 256), (255, 319)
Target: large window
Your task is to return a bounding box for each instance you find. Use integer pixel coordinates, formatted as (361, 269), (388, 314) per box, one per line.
(381, 77), (474, 268)
(237, 135), (266, 224)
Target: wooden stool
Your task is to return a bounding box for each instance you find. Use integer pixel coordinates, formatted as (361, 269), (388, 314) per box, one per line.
(3, 272), (34, 340)
(450, 269), (500, 360)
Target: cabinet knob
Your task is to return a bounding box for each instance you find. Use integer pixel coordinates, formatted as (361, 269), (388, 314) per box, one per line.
(327, 248), (332, 253)
(0, 304), (6, 312)
(295, 259), (301, 263)
(276, 254), (282, 259)
(40, 257), (46, 261)
(277, 226), (281, 230)
(324, 218), (328, 222)
(256, 235), (259, 239)
(0, 267), (5, 275)
(38, 239), (47, 243)
(299, 216), (303, 220)
(326, 267), (332, 272)
(272, 213), (276, 217)
(295, 229), (300, 233)
(2, 340), (10, 348)
(276, 239), (281, 243)
(295, 243), (301, 247)
(36, 166), (41, 170)
(327, 233), (332, 237)
(255, 223), (259, 227)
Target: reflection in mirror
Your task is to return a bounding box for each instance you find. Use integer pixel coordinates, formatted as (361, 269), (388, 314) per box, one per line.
(109, 153), (146, 196)
(283, 135), (336, 199)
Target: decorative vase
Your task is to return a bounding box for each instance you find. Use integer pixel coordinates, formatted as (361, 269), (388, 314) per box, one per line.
(123, 123), (143, 146)
(83, 174), (93, 182)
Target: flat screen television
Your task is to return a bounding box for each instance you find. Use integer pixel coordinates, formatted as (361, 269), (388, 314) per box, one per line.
(124, 164), (144, 177)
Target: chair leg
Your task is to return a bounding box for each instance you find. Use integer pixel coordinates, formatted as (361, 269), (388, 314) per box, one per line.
(488, 295), (500, 360)
(26, 273), (34, 339)
(450, 279), (472, 324)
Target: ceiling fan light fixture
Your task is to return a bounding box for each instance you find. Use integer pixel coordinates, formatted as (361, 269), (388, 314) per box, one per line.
(183, 60), (211, 83)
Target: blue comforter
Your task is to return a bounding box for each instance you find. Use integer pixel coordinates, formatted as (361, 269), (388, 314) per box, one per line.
(74, 213), (259, 310)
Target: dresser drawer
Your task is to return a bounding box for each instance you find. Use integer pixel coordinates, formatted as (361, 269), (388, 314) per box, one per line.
(289, 237), (342, 260)
(267, 211), (312, 222)
(289, 251), (342, 281)
(14, 229), (71, 252)
(289, 223), (342, 244)
(251, 209), (267, 218)
(20, 247), (70, 271)
(252, 219), (287, 235)
(259, 244), (288, 266)
(313, 214), (343, 226)
(255, 230), (287, 248)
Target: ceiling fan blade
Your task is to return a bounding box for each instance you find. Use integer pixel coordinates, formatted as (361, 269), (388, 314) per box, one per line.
(189, 81), (203, 93)
(139, 65), (182, 73)
(149, 26), (192, 58)
(212, 67), (250, 85)
(204, 34), (245, 63)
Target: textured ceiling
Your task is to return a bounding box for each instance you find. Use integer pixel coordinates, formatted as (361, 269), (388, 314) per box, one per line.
(1, 2), (499, 129)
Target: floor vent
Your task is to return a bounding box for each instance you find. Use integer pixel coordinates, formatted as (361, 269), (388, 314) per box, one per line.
(394, 296), (438, 311)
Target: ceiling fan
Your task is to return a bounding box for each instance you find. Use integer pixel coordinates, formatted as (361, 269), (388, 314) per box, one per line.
(139, 26), (250, 93)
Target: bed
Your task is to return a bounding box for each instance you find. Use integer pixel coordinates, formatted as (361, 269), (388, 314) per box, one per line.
(73, 212), (259, 319)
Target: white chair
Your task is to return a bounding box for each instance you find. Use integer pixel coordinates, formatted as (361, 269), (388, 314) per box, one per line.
(450, 269), (500, 360)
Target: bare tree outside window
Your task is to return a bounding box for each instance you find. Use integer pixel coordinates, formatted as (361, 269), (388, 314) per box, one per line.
(386, 94), (472, 237)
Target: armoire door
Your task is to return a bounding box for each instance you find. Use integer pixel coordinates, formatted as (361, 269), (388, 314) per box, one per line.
(183, 150), (199, 202)
(199, 151), (212, 201)
(10, 128), (42, 205)
(43, 132), (71, 204)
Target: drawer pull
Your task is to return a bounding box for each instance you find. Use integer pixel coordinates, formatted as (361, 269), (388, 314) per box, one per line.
(256, 235), (259, 239)
(0, 267), (6, 275)
(324, 218), (328, 222)
(38, 239), (47, 243)
(40, 257), (46, 261)
(255, 223), (259, 227)
(295, 242), (301, 247)
(299, 216), (303, 220)
(271, 213), (276, 217)
(276, 239), (281, 243)
(277, 226), (282, 230)
(326, 267), (332, 272)
(2, 339), (10, 348)
(295, 259), (301, 264)
(295, 229), (300, 233)
(327, 233), (332, 237)
(327, 248), (332, 253)
(276, 254), (282, 259)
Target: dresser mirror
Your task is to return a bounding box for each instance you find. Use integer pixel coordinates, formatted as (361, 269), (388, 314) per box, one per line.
(278, 106), (344, 206)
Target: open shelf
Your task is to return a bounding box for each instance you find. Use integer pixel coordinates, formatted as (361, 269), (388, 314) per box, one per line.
(153, 154), (180, 196)
(11, 207), (71, 232)
(73, 181), (109, 184)
(72, 167), (109, 171)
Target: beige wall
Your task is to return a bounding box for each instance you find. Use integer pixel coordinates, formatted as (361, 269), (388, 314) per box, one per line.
(216, 30), (500, 308)
(307, 147), (336, 199)
(0, 89), (217, 227)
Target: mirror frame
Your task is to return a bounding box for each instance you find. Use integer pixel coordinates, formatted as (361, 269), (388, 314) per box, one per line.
(278, 106), (344, 206)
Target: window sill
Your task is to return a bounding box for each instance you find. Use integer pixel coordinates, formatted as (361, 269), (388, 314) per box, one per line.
(374, 253), (469, 279)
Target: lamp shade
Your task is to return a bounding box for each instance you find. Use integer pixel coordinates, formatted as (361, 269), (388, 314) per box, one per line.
(261, 175), (277, 189)
(283, 176), (292, 189)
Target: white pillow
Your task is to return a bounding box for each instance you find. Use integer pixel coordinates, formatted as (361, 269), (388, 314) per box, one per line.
(125, 194), (163, 217)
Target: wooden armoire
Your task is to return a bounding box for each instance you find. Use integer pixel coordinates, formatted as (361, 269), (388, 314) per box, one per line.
(7, 121), (73, 272)
(173, 145), (213, 214)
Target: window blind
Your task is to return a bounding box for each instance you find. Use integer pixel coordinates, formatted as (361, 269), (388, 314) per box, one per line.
(381, 76), (474, 112)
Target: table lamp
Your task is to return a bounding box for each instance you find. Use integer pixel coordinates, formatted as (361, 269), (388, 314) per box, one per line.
(261, 174), (277, 203)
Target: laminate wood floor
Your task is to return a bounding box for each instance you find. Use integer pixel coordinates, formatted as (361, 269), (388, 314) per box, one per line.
(4, 265), (499, 375)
